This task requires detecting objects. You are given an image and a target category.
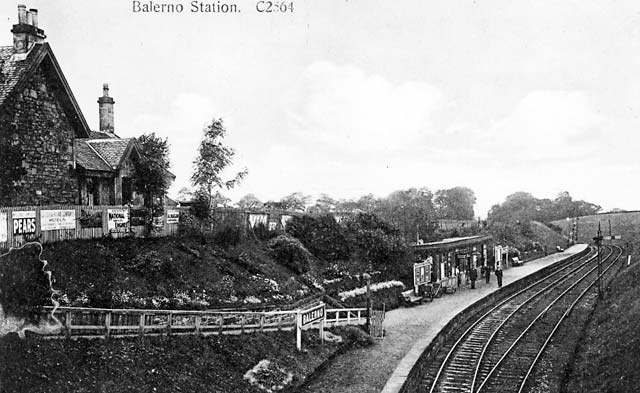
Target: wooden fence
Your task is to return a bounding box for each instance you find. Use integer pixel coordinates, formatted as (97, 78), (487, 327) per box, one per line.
(0, 205), (181, 249)
(38, 306), (367, 339)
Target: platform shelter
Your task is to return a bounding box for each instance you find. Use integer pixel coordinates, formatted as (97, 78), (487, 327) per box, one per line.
(412, 235), (494, 288)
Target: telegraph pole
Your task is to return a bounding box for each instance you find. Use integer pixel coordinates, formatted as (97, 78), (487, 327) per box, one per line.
(593, 222), (603, 299)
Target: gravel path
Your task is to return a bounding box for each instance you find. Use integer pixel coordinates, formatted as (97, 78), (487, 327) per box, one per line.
(299, 245), (588, 393)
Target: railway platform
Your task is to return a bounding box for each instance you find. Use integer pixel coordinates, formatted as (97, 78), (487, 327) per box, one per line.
(299, 244), (588, 393)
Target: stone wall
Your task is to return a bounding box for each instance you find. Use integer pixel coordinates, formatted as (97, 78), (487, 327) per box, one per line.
(0, 60), (79, 205)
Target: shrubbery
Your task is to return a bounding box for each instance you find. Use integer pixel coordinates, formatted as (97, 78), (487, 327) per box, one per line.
(268, 235), (313, 274)
(0, 244), (51, 323)
(286, 213), (413, 281)
(286, 215), (350, 262)
(341, 325), (374, 347)
(213, 226), (243, 248)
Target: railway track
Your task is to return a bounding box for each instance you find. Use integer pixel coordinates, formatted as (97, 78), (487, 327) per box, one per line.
(418, 245), (622, 393)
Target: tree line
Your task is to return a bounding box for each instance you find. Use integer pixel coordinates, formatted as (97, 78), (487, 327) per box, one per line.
(487, 191), (601, 225)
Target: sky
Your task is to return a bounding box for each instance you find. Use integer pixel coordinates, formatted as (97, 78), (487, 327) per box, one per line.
(2, 0), (640, 217)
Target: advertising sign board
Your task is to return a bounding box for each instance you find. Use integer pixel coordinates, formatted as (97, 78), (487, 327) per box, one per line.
(166, 210), (180, 224)
(13, 210), (36, 235)
(413, 256), (433, 291)
(41, 210), (76, 231)
(107, 208), (130, 233)
(0, 212), (7, 242)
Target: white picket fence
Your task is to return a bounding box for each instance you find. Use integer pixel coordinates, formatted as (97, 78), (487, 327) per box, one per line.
(38, 305), (367, 339)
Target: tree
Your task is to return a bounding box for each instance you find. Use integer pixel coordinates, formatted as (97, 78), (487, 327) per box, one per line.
(434, 187), (476, 220)
(308, 194), (339, 214)
(176, 187), (194, 203)
(211, 191), (231, 207)
(280, 192), (310, 212)
(191, 118), (247, 209)
(133, 133), (172, 212)
(375, 188), (436, 241)
(237, 193), (263, 210)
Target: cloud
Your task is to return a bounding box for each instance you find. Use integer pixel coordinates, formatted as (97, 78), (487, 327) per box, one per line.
(485, 90), (604, 161)
(286, 61), (443, 152)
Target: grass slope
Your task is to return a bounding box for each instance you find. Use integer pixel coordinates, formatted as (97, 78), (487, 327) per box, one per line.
(550, 212), (639, 253)
(0, 330), (343, 393)
(564, 261), (640, 393)
(38, 236), (319, 310)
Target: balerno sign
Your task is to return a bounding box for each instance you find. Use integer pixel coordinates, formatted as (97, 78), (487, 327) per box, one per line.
(297, 303), (326, 351)
(300, 303), (325, 327)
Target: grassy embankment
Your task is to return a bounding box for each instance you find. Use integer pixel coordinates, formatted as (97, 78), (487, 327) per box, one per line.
(564, 259), (640, 392)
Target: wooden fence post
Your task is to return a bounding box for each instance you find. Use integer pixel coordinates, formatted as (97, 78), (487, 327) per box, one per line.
(105, 312), (111, 339)
(259, 315), (264, 333)
(65, 311), (72, 339)
(166, 312), (172, 336)
(195, 315), (201, 335)
(218, 315), (224, 335)
(240, 315), (245, 334)
(139, 313), (145, 338)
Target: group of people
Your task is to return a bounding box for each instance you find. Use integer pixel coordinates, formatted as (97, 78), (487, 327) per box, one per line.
(459, 264), (503, 289)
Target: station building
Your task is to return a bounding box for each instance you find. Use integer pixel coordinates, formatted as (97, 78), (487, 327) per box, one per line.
(412, 235), (497, 288)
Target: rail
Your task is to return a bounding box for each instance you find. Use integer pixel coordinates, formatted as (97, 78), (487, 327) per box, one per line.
(38, 305), (366, 339)
(324, 308), (367, 327)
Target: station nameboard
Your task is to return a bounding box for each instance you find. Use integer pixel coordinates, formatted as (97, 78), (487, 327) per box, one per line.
(300, 303), (325, 327)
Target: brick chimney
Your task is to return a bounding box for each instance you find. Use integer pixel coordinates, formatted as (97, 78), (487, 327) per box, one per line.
(98, 83), (115, 133)
(11, 5), (46, 54)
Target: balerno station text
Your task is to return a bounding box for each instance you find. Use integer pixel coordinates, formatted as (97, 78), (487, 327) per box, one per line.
(133, 1), (240, 13)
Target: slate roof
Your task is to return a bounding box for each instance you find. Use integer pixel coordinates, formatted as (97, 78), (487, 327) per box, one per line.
(74, 138), (137, 172)
(87, 138), (133, 168)
(74, 139), (112, 171)
(0, 43), (91, 137)
(0, 44), (39, 105)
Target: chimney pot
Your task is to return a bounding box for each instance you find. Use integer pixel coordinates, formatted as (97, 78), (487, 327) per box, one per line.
(11, 5), (46, 55)
(103, 83), (110, 97)
(30, 9), (38, 28)
(17, 5), (27, 24)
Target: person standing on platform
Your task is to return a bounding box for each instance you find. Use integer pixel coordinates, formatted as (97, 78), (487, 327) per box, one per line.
(495, 266), (503, 287)
(470, 267), (477, 289)
(455, 267), (461, 288)
(485, 265), (491, 284)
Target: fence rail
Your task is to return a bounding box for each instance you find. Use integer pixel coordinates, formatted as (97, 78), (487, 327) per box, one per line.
(39, 306), (367, 339)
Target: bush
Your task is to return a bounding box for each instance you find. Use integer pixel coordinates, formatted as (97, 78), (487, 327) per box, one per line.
(123, 251), (177, 281)
(286, 215), (350, 262)
(342, 326), (374, 347)
(213, 226), (242, 248)
(268, 235), (313, 274)
(0, 244), (51, 323)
